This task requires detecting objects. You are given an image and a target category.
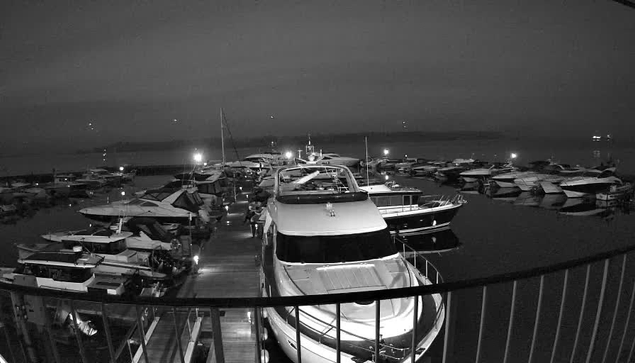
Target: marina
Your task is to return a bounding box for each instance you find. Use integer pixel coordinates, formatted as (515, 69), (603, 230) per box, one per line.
(2, 145), (635, 362)
(2, 0), (634, 360)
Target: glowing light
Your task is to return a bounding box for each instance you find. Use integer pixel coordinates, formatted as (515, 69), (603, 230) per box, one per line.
(193, 152), (203, 163)
(224, 205), (229, 211)
(121, 191), (126, 196)
(383, 148), (390, 156)
(119, 166), (124, 171)
(193, 255), (200, 264)
(510, 153), (518, 159)
(385, 175), (390, 181)
(285, 151), (293, 159)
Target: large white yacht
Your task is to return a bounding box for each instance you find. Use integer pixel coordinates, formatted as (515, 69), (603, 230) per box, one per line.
(260, 164), (444, 363)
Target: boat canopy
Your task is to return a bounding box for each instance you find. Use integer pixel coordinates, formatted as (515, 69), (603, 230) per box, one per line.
(126, 217), (173, 242)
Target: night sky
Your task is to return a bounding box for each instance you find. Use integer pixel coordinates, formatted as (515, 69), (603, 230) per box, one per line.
(1, 0), (633, 153)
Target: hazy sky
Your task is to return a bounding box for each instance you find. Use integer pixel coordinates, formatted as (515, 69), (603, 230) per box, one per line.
(1, 0), (633, 152)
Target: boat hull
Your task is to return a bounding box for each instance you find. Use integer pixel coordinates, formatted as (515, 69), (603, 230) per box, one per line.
(382, 204), (462, 234)
(263, 286), (444, 363)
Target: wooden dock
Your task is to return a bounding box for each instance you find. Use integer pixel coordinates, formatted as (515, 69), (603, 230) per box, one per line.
(132, 187), (261, 363)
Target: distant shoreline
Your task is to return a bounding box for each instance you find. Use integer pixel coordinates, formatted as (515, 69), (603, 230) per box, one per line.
(80, 131), (507, 154)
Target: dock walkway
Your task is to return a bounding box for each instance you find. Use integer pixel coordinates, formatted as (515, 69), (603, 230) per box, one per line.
(136, 184), (261, 363)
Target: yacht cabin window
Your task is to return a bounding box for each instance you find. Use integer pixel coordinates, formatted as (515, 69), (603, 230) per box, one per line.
(276, 228), (397, 263)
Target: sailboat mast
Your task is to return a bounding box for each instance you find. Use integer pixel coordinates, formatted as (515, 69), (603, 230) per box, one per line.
(220, 108), (226, 165)
(365, 136), (370, 186)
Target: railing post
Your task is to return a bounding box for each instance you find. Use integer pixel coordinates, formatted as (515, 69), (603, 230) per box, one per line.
(528, 275), (545, 363)
(210, 307), (226, 363)
(100, 302), (116, 363)
(550, 269), (569, 363)
(135, 305), (150, 363)
(475, 286), (487, 363)
(255, 308), (262, 363)
(336, 303), (341, 363)
(411, 295), (419, 363)
(602, 255), (626, 363)
(503, 280), (518, 363)
(172, 307), (186, 363)
(70, 300), (89, 363)
(375, 299), (381, 363)
(615, 280), (635, 363)
(585, 259), (610, 363)
(442, 292), (453, 363)
(570, 264), (592, 363)
(295, 306), (302, 363)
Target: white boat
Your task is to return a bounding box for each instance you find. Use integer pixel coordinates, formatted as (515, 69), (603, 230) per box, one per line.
(514, 173), (563, 192)
(491, 170), (534, 188)
(261, 164), (445, 363)
(596, 183), (634, 201)
(1, 250), (128, 295)
(459, 164), (513, 183)
(360, 182), (466, 234)
(315, 153), (360, 167)
(19, 221), (191, 283)
(79, 188), (210, 225)
(41, 217), (182, 252)
(559, 171), (622, 198)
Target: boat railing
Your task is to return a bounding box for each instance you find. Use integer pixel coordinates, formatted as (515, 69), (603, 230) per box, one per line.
(417, 193), (466, 207)
(394, 235), (444, 286)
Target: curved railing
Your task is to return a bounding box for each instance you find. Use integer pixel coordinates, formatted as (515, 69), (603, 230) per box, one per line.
(3, 241), (635, 362)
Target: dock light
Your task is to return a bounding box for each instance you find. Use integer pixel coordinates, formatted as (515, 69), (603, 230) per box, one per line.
(193, 255), (199, 264)
(510, 153), (518, 159)
(383, 148), (390, 156)
(119, 166), (124, 172)
(193, 152), (203, 163)
(285, 151), (293, 159)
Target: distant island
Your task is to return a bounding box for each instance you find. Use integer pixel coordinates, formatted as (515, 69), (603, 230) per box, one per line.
(79, 131), (506, 154)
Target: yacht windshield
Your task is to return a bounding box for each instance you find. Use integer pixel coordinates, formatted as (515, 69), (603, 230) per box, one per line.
(276, 228), (397, 263)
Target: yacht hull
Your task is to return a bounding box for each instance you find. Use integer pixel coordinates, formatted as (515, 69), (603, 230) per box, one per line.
(263, 285), (444, 363)
(382, 204), (462, 234)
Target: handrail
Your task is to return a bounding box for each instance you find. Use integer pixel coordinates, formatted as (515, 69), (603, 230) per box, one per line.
(4, 241), (635, 308)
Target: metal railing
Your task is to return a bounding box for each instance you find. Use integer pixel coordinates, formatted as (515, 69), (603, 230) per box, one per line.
(3, 241), (635, 363)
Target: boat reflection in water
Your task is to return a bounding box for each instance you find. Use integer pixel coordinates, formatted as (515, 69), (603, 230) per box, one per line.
(483, 188), (633, 219)
(395, 228), (461, 254)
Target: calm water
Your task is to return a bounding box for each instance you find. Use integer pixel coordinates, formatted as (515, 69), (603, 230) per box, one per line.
(2, 139), (635, 362)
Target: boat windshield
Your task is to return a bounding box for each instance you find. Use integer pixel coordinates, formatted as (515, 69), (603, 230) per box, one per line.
(276, 228), (397, 263)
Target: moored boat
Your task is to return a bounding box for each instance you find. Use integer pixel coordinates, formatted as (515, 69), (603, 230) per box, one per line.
(596, 183), (634, 201)
(360, 181), (466, 234)
(260, 164), (445, 363)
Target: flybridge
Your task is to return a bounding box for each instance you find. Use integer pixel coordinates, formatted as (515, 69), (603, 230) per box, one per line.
(273, 164), (369, 204)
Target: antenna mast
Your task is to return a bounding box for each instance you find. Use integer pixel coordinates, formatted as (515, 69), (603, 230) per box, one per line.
(220, 108), (226, 165)
(365, 136), (370, 186)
